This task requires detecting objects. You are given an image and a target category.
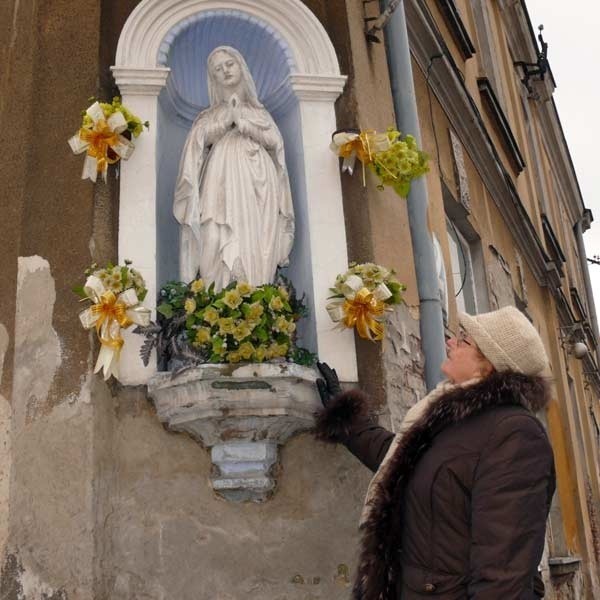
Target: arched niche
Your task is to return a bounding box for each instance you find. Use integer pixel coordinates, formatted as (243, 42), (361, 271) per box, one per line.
(156, 10), (301, 298)
(112, 0), (358, 385)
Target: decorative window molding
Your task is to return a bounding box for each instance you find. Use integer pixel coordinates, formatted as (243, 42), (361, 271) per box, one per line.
(110, 0), (356, 385)
(432, 235), (449, 325)
(468, 0), (505, 98)
(442, 181), (489, 314)
(496, 0), (537, 64)
(477, 77), (526, 172)
(435, 0), (476, 59)
(449, 129), (471, 212)
(584, 323), (597, 351)
(537, 99), (587, 226)
(569, 287), (597, 350)
(556, 287), (577, 325)
(446, 219), (478, 314)
(486, 245), (514, 310)
(514, 251), (528, 306)
(541, 214), (566, 274)
(570, 287), (587, 321)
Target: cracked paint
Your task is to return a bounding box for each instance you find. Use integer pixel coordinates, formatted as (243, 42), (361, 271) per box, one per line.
(0, 322), (11, 561)
(0, 553), (68, 600)
(12, 256), (61, 428)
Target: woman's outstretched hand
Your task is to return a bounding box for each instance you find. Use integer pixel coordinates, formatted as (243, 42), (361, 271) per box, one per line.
(316, 361), (342, 408)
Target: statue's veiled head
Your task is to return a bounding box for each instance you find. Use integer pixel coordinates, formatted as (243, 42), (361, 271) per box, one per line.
(207, 46), (261, 108)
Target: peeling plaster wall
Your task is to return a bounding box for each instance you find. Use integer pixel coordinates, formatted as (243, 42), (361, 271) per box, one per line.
(486, 246), (516, 310)
(552, 570), (586, 600)
(383, 305), (426, 429)
(12, 257), (62, 427)
(104, 389), (371, 599)
(0, 0), (119, 593)
(0, 324), (11, 563)
(3, 257), (115, 599)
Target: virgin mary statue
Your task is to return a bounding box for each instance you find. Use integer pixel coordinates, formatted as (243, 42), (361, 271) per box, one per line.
(173, 46), (295, 290)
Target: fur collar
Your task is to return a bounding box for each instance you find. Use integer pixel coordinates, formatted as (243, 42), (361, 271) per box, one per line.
(349, 371), (550, 600)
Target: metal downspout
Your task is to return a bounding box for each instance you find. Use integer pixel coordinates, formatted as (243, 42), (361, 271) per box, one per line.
(575, 213), (600, 363)
(381, 1), (447, 390)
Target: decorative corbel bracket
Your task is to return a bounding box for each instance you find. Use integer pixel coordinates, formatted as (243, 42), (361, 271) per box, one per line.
(148, 363), (320, 502)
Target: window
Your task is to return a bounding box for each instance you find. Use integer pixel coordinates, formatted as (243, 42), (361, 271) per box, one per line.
(446, 218), (478, 314)
(441, 177), (489, 318)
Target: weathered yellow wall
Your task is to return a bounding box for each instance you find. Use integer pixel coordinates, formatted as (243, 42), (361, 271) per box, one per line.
(412, 2), (600, 595)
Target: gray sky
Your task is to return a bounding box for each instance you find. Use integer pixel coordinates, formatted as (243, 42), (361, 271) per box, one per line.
(524, 0), (600, 320)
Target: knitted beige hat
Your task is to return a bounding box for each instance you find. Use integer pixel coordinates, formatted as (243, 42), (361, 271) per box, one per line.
(459, 307), (549, 376)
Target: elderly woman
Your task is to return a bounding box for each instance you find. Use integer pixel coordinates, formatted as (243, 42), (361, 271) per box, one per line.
(315, 306), (555, 600)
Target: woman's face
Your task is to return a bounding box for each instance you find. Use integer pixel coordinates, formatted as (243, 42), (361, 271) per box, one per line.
(441, 329), (494, 384)
(210, 51), (242, 88)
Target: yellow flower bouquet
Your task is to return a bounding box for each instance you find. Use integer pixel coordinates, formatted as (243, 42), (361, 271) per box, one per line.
(331, 127), (429, 197)
(74, 261), (150, 380)
(327, 262), (405, 341)
(68, 97), (149, 182)
(135, 278), (314, 369)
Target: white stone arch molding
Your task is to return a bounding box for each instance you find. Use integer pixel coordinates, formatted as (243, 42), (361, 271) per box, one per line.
(111, 0), (357, 385)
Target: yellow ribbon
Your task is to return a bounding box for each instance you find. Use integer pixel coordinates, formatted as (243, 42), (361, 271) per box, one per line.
(68, 102), (136, 183)
(339, 130), (377, 166)
(342, 287), (386, 341)
(88, 290), (133, 377)
(79, 277), (150, 381)
(79, 120), (121, 175)
(91, 290), (133, 337)
(333, 129), (391, 186)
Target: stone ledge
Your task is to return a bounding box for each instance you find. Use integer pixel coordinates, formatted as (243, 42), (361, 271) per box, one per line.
(147, 363), (320, 502)
(548, 556), (581, 577)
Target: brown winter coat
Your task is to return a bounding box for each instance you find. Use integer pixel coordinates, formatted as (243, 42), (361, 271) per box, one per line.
(314, 371), (555, 600)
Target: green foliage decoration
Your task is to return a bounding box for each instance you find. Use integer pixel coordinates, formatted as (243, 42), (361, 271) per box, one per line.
(369, 128), (429, 198)
(150, 277), (315, 368)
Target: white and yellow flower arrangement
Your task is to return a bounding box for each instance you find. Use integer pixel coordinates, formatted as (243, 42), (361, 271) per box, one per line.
(331, 127), (429, 197)
(68, 97), (148, 182)
(327, 262), (405, 341)
(74, 261), (150, 380)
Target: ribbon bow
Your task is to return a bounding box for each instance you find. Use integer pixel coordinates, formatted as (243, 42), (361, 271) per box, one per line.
(68, 102), (135, 182)
(330, 129), (391, 184)
(79, 275), (150, 380)
(326, 275), (392, 342)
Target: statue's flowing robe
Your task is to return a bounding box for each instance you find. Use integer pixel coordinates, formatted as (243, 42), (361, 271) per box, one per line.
(173, 101), (295, 288)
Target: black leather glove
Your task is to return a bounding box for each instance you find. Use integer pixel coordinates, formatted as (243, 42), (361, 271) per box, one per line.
(316, 361), (342, 408)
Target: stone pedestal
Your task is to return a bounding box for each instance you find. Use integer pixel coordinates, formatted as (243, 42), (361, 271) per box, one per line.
(147, 363), (320, 502)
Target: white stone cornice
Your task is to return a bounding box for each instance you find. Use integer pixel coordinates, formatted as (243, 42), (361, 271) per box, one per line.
(114, 0), (341, 77)
(289, 74), (347, 102)
(496, 0), (556, 103)
(497, 0), (538, 65)
(111, 67), (171, 96)
(536, 99), (586, 224)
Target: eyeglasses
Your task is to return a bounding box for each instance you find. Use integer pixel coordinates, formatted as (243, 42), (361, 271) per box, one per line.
(446, 327), (472, 347)
(457, 329), (472, 347)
